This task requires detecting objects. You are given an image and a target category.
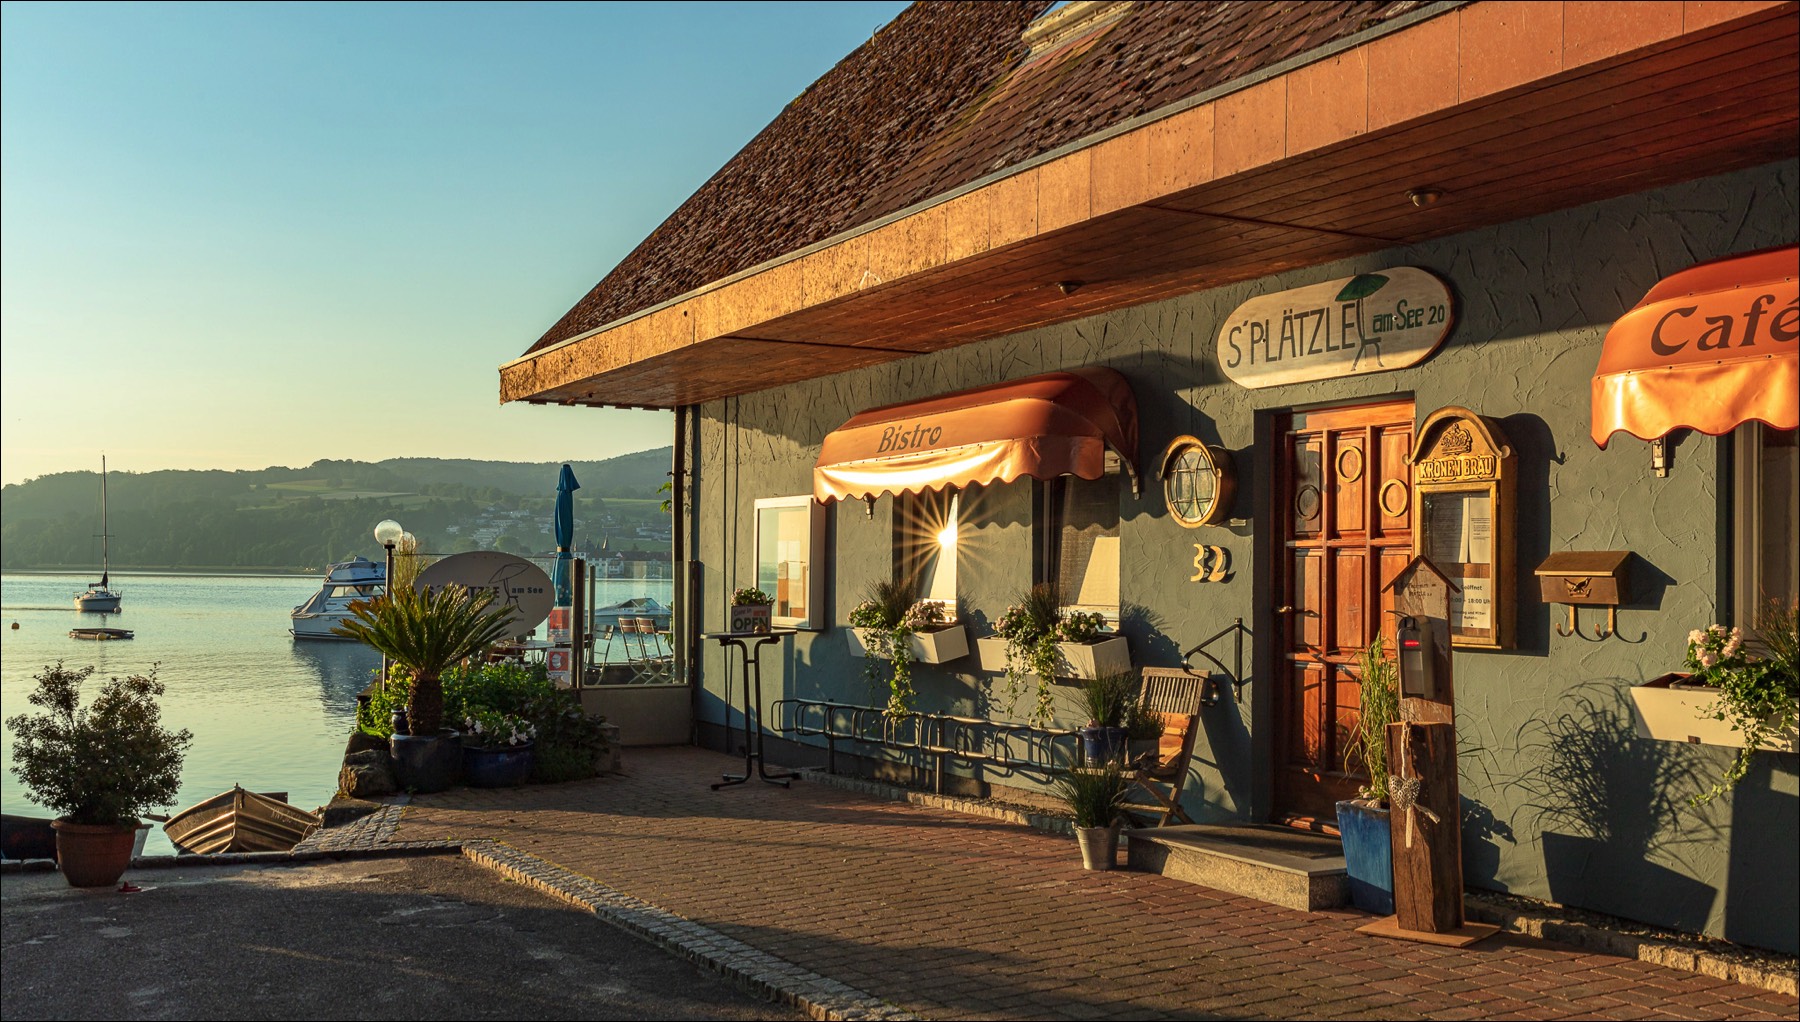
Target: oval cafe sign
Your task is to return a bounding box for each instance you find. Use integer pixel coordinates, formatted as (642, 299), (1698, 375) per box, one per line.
(1216, 267), (1454, 388)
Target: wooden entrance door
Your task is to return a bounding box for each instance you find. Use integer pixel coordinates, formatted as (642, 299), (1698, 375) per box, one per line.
(1274, 399), (1415, 823)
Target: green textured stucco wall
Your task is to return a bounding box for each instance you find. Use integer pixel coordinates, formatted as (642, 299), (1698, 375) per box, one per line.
(686, 159), (1798, 952)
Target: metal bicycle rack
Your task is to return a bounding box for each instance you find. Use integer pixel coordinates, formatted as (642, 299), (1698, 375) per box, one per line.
(768, 698), (1083, 794)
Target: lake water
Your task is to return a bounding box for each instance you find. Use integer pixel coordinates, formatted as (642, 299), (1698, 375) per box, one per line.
(0, 571), (671, 856)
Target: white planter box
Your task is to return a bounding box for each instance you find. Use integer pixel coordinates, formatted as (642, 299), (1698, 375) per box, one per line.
(1057, 636), (1132, 680)
(973, 635), (1132, 681)
(1627, 674), (1798, 753)
(848, 625), (970, 664)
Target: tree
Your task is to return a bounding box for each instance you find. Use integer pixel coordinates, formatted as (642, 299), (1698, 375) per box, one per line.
(331, 584), (518, 735)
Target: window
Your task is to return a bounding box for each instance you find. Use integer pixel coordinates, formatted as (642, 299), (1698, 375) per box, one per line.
(753, 496), (826, 629)
(896, 489), (959, 613)
(1039, 473), (1120, 620)
(1734, 424), (1799, 626)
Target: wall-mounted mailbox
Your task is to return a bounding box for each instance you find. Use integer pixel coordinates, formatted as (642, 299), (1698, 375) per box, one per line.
(1535, 551), (1633, 638)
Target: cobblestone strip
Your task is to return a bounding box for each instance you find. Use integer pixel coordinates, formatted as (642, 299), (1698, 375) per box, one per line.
(1464, 894), (1799, 997)
(460, 839), (918, 1022)
(295, 803), (415, 853)
(799, 767), (1074, 835)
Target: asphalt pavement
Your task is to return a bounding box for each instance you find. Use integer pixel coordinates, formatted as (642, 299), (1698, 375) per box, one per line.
(0, 853), (804, 1021)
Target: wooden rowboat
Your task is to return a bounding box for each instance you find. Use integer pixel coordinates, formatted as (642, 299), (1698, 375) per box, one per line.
(163, 787), (321, 855)
(1, 813), (58, 861)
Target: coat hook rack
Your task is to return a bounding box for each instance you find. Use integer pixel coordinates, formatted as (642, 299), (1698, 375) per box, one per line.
(1537, 551), (1634, 642)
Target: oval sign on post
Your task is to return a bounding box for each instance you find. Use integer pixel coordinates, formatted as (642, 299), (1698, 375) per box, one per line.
(414, 551), (554, 639)
(1216, 267), (1454, 389)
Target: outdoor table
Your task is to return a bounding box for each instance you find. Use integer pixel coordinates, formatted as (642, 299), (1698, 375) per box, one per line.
(704, 629), (800, 790)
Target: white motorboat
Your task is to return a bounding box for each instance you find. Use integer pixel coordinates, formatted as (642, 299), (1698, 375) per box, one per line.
(73, 455), (122, 613)
(290, 556), (385, 640)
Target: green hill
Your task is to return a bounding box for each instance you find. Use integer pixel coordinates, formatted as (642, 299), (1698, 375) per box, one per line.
(0, 450), (672, 571)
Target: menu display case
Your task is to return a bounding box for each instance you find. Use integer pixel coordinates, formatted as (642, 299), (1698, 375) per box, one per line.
(1407, 407), (1517, 649)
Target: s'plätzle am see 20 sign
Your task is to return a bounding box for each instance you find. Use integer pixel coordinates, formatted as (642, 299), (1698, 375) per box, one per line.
(1216, 267), (1454, 389)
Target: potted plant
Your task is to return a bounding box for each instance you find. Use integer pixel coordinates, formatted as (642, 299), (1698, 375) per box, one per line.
(1050, 760), (1132, 870)
(1628, 600), (1798, 806)
(730, 586), (774, 634)
(334, 582), (518, 793)
(984, 584), (1063, 726)
(1054, 610), (1130, 679)
(1077, 670), (1135, 764)
(847, 578), (970, 710)
(977, 584), (1133, 725)
(461, 708), (537, 788)
(1124, 698), (1165, 765)
(6, 663), (191, 887)
(1335, 635), (1400, 915)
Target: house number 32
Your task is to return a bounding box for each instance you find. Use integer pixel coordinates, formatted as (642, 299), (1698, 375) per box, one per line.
(1190, 544), (1230, 583)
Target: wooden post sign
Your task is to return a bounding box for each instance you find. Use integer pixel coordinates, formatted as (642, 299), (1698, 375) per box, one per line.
(1382, 555), (1457, 726)
(1360, 556), (1498, 948)
(1216, 267), (1453, 389)
(1360, 720), (1503, 946)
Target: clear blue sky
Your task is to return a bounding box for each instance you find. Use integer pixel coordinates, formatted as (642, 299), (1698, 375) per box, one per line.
(0, 1), (909, 485)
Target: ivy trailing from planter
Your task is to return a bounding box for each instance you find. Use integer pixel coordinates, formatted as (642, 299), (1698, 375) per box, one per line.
(849, 579), (945, 718)
(1683, 599), (1799, 807)
(992, 585), (1116, 727)
(993, 584), (1061, 726)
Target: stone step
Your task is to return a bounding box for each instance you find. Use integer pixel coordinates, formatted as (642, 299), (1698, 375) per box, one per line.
(1125, 823), (1348, 912)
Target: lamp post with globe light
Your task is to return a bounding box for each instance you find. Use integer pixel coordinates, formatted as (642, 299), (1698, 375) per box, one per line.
(373, 519), (404, 686)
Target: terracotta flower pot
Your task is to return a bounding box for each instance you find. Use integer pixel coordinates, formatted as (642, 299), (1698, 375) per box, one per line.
(51, 818), (139, 888)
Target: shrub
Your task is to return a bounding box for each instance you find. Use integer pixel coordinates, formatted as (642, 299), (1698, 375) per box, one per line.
(7, 662), (192, 826)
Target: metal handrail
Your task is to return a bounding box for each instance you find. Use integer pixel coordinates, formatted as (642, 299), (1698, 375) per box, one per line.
(769, 698), (1083, 794)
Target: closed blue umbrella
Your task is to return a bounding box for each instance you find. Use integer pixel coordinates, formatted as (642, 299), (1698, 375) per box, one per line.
(552, 464), (580, 605)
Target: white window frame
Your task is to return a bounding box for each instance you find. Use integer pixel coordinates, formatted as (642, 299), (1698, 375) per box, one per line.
(1038, 468), (1122, 625)
(752, 495), (827, 630)
(1733, 423), (1799, 629)
(896, 489), (960, 620)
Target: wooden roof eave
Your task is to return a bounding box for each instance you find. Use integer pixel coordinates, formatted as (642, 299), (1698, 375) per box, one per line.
(499, 0), (1800, 410)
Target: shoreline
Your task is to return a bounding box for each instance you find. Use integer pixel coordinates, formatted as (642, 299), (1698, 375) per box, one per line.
(2, 567), (318, 578)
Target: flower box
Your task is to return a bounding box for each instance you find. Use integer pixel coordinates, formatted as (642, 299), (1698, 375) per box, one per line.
(1627, 673), (1799, 752)
(973, 636), (1132, 681)
(847, 625), (970, 664)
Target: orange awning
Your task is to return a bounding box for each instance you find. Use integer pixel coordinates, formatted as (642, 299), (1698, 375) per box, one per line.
(814, 368), (1139, 503)
(1592, 246), (1798, 448)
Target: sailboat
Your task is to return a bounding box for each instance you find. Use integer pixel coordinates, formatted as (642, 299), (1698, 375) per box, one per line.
(73, 456), (122, 613)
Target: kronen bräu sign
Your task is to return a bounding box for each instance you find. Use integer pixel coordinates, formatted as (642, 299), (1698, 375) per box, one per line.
(1217, 267), (1454, 389)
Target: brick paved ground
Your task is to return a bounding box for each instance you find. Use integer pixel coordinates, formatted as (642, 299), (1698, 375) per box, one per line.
(391, 747), (1798, 1021)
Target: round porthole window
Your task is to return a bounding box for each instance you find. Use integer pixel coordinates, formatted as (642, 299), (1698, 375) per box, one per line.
(1161, 436), (1236, 528)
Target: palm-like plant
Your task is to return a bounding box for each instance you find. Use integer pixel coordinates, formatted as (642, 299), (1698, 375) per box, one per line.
(333, 584), (518, 735)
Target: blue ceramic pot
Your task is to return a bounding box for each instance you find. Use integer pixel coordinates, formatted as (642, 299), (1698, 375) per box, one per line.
(1080, 726), (1130, 765)
(1336, 799), (1394, 915)
(463, 741), (535, 788)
